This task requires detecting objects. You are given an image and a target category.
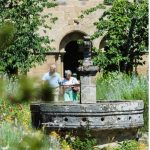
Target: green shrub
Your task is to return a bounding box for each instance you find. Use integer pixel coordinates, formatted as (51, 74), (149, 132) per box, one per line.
(65, 127), (96, 150)
(15, 131), (51, 150)
(39, 81), (54, 102)
(104, 0), (114, 5)
(113, 140), (140, 150)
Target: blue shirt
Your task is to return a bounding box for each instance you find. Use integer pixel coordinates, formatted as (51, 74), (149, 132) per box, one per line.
(42, 72), (62, 88)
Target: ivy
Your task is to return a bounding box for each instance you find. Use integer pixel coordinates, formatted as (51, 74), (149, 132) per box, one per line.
(0, 0), (57, 77)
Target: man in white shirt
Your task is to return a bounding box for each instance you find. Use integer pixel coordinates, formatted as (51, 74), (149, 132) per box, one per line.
(42, 64), (62, 102)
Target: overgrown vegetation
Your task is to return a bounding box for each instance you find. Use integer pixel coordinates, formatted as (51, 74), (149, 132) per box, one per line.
(96, 72), (148, 132)
(0, 73), (148, 150)
(113, 140), (140, 150)
(103, 140), (142, 150)
(0, 122), (52, 150)
(64, 128), (96, 150)
(0, 77), (54, 149)
(0, 99), (31, 130)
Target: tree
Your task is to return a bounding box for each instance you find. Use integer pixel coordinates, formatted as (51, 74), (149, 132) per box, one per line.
(81, 0), (148, 74)
(0, 22), (16, 50)
(0, 0), (57, 77)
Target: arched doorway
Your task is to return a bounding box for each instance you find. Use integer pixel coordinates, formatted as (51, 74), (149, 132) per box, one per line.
(59, 31), (86, 79)
(64, 41), (84, 79)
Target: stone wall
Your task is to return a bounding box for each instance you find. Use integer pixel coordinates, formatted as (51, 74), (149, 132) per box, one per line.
(136, 54), (148, 76)
(28, 55), (55, 78)
(47, 0), (108, 51)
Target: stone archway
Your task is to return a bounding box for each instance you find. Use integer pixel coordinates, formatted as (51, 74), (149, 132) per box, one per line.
(59, 31), (87, 79)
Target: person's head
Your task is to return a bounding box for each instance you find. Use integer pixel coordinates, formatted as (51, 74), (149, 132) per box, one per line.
(49, 64), (56, 74)
(65, 70), (72, 80)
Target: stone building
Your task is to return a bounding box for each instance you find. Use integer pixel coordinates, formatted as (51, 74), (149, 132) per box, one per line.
(28, 0), (148, 78)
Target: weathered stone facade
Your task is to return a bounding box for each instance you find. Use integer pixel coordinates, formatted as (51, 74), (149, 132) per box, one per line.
(28, 0), (148, 78)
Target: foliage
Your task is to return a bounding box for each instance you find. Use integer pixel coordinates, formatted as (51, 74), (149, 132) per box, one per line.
(0, 0), (57, 76)
(6, 76), (37, 103)
(39, 81), (54, 102)
(96, 72), (148, 132)
(61, 140), (72, 150)
(0, 122), (52, 150)
(96, 72), (148, 101)
(113, 140), (140, 150)
(0, 95), (54, 149)
(94, 0), (148, 73)
(0, 22), (16, 50)
(104, 0), (115, 5)
(0, 98), (31, 130)
(65, 128), (96, 150)
(95, 140), (146, 150)
(79, 4), (106, 19)
(15, 131), (50, 150)
(80, 0), (148, 73)
(0, 76), (54, 103)
(70, 136), (96, 150)
(0, 122), (24, 149)
(0, 99), (59, 149)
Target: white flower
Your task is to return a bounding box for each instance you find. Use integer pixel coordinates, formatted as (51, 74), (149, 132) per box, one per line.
(70, 137), (75, 141)
(1, 145), (9, 150)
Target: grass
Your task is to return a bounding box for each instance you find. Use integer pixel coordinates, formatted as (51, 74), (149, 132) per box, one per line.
(0, 122), (23, 148)
(104, 140), (146, 150)
(0, 122), (53, 150)
(96, 72), (148, 132)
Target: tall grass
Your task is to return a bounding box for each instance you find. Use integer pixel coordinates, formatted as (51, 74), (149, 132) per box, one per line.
(96, 72), (148, 132)
(0, 122), (60, 150)
(0, 76), (54, 103)
(0, 122), (23, 149)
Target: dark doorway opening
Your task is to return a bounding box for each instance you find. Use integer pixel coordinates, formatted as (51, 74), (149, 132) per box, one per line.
(63, 41), (84, 79)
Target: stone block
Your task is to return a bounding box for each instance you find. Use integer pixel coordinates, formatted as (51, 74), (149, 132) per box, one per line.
(68, 19), (74, 25)
(80, 76), (96, 85)
(80, 85), (96, 103)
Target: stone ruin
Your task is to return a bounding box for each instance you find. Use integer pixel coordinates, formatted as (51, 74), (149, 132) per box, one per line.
(30, 36), (144, 144)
